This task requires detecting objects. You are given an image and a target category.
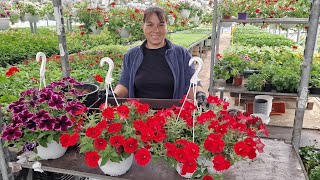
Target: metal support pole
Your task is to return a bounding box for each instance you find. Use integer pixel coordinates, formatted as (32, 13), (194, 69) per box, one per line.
(215, 18), (221, 55)
(33, 22), (37, 33)
(29, 22), (34, 33)
(292, 0), (320, 148)
(209, 0), (218, 96)
(297, 27), (301, 43)
(0, 140), (9, 180)
(53, 0), (70, 77)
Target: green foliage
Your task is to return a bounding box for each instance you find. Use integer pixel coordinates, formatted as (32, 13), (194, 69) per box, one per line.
(299, 145), (320, 179)
(233, 25), (296, 47)
(271, 65), (300, 93)
(310, 63), (320, 87)
(77, 5), (106, 34)
(168, 31), (211, 48)
(0, 28), (113, 67)
(245, 73), (265, 92)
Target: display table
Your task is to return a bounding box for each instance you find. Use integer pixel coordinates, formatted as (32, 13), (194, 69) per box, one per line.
(11, 139), (306, 180)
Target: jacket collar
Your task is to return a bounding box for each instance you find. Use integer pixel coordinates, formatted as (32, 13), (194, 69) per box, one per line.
(139, 39), (174, 51)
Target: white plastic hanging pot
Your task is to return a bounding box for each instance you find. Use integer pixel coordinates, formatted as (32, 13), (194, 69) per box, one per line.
(280, 24), (296, 29)
(36, 140), (67, 160)
(119, 28), (130, 38)
(24, 13), (40, 23)
(98, 154), (133, 176)
(0, 18), (10, 30)
(90, 26), (102, 34)
(180, 9), (190, 19)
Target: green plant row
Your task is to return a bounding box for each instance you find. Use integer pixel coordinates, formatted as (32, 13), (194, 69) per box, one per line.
(233, 26), (296, 47)
(0, 28), (113, 67)
(299, 146), (320, 180)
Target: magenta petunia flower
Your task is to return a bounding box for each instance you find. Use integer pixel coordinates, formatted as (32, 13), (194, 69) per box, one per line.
(12, 115), (23, 127)
(18, 110), (35, 124)
(47, 81), (65, 89)
(39, 89), (53, 103)
(65, 101), (85, 116)
(1, 126), (22, 141)
(48, 94), (64, 109)
(26, 119), (37, 131)
(10, 104), (26, 114)
(8, 98), (25, 111)
(54, 115), (73, 131)
(38, 118), (56, 130)
(34, 110), (51, 122)
(20, 89), (38, 98)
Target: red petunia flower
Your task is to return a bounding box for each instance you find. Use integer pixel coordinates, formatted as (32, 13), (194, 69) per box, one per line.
(255, 139), (265, 153)
(292, 45), (298, 50)
(140, 128), (154, 142)
(5, 66), (20, 77)
(234, 141), (250, 157)
(96, 120), (107, 131)
(94, 74), (104, 82)
(133, 120), (148, 131)
(109, 135), (124, 147)
(102, 107), (114, 120)
(107, 123), (122, 134)
(60, 132), (79, 148)
(202, 175), (214, 180)
(136, 104), (149, 114)
(116, 105), (130, 119)
(84, 151), (100, 168)
(111, 2), (116, 6)
(134, 148), (151, 166)
(134, 9), (140, 13)
(85, 127), (101, 139)
(164, 142), (177, 157)
(181, 159), (197, 175)
(123, 137), (138, 153)
(212, 154), (231, 171)
(255, 9), (260, 13)
(80, 32), (85, 36)
(94, 138), (107, 150)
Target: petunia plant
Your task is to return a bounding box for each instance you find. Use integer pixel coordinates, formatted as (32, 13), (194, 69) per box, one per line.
(151, 95), (268, 179)
(1, 77), (87, 152)
(79, 99), (155, 168)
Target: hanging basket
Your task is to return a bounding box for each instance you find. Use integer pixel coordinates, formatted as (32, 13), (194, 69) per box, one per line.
(74, 83), (99, 107)
(24, 13), (40, 23)
(180, 9), (190, 19)
(119, 28), (130, 38)
(36, 140), (67, 160)
(0, 18), (10, 30)
(90, 26), (102, 34)
(98, 154), (133, 176)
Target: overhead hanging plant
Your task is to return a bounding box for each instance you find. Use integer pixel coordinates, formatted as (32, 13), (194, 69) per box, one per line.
(77, 5), (106, 34)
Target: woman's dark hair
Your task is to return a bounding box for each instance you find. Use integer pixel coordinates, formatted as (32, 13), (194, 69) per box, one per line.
(143, 6), (168, 23)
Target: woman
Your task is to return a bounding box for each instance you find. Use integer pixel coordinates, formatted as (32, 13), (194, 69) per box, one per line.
(114, 6), (206, 103)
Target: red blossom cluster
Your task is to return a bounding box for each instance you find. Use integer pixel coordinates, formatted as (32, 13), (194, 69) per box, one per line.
(81, 100), (153, 168)
(164, 139), (200, 175)
(5, 66), (19, 77)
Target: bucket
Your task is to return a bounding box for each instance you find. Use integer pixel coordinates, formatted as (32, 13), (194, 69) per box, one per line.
(253, 99), (268, 115)
(251, 113), (270, 124)
(254, 95), (273, 116)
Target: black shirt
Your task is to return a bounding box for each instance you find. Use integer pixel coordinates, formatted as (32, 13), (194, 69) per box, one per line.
(134, 44), (174, 99)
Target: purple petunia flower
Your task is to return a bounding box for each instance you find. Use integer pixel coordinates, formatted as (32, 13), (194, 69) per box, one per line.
(62, 76), (82, 86)
(10, 104), (26, 114)
(12, 115), (23, 127)
(48, 94), (64, 109)
(54, 115), (73, 131)
(6, 11), (10, 16)
(0, 14), (5, 18)
(1, 125), (22, 141)
(23, 142), (36, 152)
(39, 88), (53, 103)
(8, 98), (25, 110)
(20, 88), (38, 98)
(26, 119), (37, 131)
(47, 81), (66, 89)
(34, 110), (51, 122)
(65, 101), (85, 116)
(18, 110), (35, 124)
(38, 118), (56, 130)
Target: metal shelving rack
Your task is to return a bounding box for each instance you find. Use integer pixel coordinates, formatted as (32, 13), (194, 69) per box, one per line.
(209, 0), (320, 151)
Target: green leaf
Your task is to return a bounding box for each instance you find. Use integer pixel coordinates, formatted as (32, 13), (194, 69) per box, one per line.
(100, 157), (108, 166)
(39, 140), (47, 147)
(47, 134), (54, 142)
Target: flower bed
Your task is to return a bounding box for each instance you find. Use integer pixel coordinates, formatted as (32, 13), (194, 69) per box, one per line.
(0, 28), (113, 66)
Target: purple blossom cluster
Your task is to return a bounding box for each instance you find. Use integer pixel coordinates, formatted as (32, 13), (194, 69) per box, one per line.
(1, 77), (87, 141)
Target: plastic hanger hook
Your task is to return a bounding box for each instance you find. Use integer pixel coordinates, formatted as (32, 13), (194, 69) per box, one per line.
(189, 57), (203, 85)
(100, 57), (114, 84)
(36, 52), (47, 89)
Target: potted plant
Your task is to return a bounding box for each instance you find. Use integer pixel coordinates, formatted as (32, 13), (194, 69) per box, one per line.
(245, 73), (265, 92)
(219, 0), (236, 19)
(151, 96), (268, 179)
(235, 0), (251, 20)
(272, 65), (300, 93)
(0, 77), (88, 160)
(106, 7), (144, 40)
(177, 2), (192, 19)
(0, 2), (19, 30)
(77, 4), (106, 35)
(309, 63), (320, 95)
(79, 100), (155, 176)
(17, 0), (43, 23)
(40, 0), (54, 21)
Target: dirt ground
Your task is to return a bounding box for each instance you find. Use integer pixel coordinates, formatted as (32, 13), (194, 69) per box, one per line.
(198, 33), (320, 130)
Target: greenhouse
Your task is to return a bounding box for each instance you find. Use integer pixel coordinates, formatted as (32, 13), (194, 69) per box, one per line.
(0, 0), (319, 180)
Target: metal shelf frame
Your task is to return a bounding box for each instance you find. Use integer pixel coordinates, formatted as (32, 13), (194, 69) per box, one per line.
(209, 0), (320, 152)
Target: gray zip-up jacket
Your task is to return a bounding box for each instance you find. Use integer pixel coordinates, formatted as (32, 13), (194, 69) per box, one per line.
(118, 39), (196, 99)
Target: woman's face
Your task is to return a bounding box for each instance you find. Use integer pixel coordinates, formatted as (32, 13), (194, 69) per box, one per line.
(143, 13), (167, 49)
